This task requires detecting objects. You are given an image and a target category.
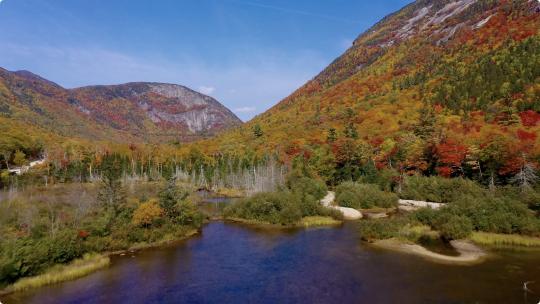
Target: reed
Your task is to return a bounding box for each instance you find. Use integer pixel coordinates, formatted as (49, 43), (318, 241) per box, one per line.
(470, 232), (540, 247)
(9, 254), (110, 292)
(300, 216), (342, 228)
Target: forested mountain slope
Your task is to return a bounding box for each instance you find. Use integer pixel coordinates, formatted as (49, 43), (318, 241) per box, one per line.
(0, 68), (241, 148)
(201, 0), (540, 183)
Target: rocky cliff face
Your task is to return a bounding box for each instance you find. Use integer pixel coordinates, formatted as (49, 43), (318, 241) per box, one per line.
(71, 82), (242, 138)
(0, 68), (242, 143)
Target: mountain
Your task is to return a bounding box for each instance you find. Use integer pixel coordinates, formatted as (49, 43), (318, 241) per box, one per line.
(0, 68), (241, 144)
(203, 0), (540, 178)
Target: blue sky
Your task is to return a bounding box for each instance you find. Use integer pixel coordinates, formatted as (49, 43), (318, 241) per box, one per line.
(0, 0), (411, 121)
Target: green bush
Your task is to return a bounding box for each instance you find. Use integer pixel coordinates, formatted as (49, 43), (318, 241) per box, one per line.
(446, 195), (539, 235)
(400, 176), (485, 203)
(173, 200), (204, 228)
(412, 194), (540, 237)
(224, 191), (303, 225)
(358, 168), (399, 192)
(357, 217), (409, 241)
(497, 187), (540, 213)
(335, 182), (398, 209)
(412, 207), (439, 227)
(437, 215), (473, 240)
(159, 180), (190, 218)
(224, 188), (339, 226)
(0, 231), (84, 286)
(287, 175), (328, 200)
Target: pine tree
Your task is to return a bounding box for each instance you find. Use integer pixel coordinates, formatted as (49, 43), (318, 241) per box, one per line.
(252, 124), (263, 138)
(159, 178), (189, 218)
(344, 122), (358, 139)
(98, 154), (126, 216)
(414, 105), (436, 139)
(327, 128), (337, 143)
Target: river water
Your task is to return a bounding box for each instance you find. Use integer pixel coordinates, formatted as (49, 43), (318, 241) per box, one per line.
(4, 220), (540, 304)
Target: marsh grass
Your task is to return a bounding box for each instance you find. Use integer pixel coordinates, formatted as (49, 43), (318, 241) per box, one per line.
(300, 216), (342, 228)
(214, 187), (245, 198)
(8, 253), (110, 293)
(470, 232), (540, 247)
(226, 216), (341, 229)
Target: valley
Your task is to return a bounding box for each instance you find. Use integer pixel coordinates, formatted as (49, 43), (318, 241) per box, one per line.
(1, 0), (539, 303)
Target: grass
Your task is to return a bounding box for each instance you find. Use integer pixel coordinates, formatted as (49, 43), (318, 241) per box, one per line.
(395, 225), (440, 243)
(225, 217), (277, 227)
(214, 187), (245, 198)
(226, 216), (341, 229)
(300, 216), (342, 228)
(469, 232), (540, 248)
(8, 253), (110, 293)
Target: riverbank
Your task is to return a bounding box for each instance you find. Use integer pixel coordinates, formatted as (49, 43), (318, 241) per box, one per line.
(225, 216), (342, 229)
(0, 228), (199, 296)
(0, 254), (110, 295)
(373, 238), (487, 265)
(113, 228), (199, 254)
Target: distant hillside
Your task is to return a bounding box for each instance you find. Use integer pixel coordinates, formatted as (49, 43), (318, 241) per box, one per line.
(202, 0), (540, 180)
(0, 69), (241, 145)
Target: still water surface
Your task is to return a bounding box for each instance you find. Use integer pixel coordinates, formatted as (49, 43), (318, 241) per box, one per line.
(4, 221), (540, 303)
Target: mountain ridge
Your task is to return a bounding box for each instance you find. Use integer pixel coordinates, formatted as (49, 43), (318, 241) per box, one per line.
(199, 0), (540, 181)
(0, 68), (242, 144)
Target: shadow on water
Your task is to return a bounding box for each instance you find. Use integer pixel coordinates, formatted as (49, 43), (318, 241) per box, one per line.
(417, 235), (460, 257)
(4, 221), (540, 304)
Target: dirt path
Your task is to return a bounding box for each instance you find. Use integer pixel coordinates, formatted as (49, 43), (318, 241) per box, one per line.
(320, 192), (363, 220)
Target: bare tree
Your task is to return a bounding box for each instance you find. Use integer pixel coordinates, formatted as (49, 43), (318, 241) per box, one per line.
(511, 156), (538, 192)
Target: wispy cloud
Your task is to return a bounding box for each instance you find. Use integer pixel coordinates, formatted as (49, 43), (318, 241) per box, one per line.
(198, 86), (215, 95)
(234, 106), (256, 113)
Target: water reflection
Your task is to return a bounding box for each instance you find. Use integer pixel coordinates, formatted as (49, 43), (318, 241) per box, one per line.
(4, 222), (540, 304)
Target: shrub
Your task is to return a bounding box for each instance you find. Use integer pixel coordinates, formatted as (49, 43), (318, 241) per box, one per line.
(444, 195), (539, 235)
(225, 191), (302, 225)
(411, 207), (439, 227)
(358, 168), (399, 192)
(48, 230), (84, 264)
(437, 215), (473, 240)
(159, 180), (189, 218)
(287, 175), (327, 200)
(357, 217), (409, 241)
(335, 182), (398, 209)
(400, 176), (485, 203)
(0, 231), (84, 286)
(132, 200), (163, 228)
(172, 200), (204, 228)
(224, 189), (339, 226)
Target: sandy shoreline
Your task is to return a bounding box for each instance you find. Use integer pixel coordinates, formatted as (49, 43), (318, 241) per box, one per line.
(373, 238), (488, 265)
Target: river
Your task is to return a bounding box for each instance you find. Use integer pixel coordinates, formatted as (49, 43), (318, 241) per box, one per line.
(4, 219), (540, 304)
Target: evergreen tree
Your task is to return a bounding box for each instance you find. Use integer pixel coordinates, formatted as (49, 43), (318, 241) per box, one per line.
(97, 154), (126, 216)
(252, 124), (263, 138)
(159, 178), (189, 218)
(414, 105), (436, 139)
(344, 123), (359, 139)
(327, 128), (337, 143)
